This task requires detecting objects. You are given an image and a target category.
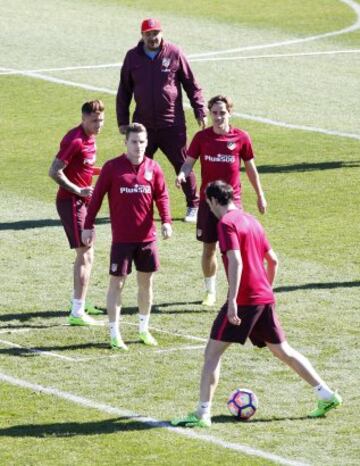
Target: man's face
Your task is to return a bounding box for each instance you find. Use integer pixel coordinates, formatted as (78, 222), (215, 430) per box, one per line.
(142, 30), (162, 50)
(210, 101), (230, 131)
(126, 131), (148, 164)
(82, 112), (104, 136)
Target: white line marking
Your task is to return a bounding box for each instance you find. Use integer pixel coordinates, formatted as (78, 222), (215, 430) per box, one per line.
(0, 372), (309, 466)
(190, 48), (360, 62)
(121, 321), (207, 343)
(188, 0), (360, 58)
(154, 344), (205, 354)
(2, 68), (359, 140)
(0, 338), (78, 361)
(0, 329), (31, 335)
(1, 49), (358, 77)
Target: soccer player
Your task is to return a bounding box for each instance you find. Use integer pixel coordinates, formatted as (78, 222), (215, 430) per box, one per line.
(82, 123), (172, 350)
(49, 100), (105, 325)
(116, 18), (207, 223)
(172, 181), (342, 427)
(176, 95), (267, 307)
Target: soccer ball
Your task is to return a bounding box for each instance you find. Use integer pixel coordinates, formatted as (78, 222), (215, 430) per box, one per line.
(227, 388), (258, 420)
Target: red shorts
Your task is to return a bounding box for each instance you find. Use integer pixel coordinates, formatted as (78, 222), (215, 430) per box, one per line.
(210, 302), (286, 348)
(196, 199), (243, 244)
(109, 241), (159, 276)
(56, 197), (87, 249)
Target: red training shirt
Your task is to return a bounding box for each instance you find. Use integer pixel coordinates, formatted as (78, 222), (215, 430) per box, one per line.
(217, 209), (275, 305)
(84, 154), (171, 243)
(55, 125), (96, 201)
(187, 127), (254, 202)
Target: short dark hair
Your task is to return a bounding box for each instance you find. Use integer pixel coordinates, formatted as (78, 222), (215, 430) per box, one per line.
(125, 122), (147, 140)
(207, 95), (233, 113)
(81, 100), (105, 114)
(205, 180), (234, 206)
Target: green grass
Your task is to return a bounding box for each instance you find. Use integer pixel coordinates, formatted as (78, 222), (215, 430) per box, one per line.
(1, 1), (360, 465)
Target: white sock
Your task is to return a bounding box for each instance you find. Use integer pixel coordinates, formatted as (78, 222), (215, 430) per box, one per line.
(109, 322), (121, 340)
(197, 401), (211, 419)
(314, 383), (334, 401)
(204, 276), (216, 294)
(139, 314), (150, 333)
(71, 298), (85, 317)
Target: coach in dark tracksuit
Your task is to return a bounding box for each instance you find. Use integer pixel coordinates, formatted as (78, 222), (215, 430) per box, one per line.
(116, 18), (207, 222)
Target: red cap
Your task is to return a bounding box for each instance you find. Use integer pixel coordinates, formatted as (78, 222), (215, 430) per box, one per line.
(141, 18), (162, 33)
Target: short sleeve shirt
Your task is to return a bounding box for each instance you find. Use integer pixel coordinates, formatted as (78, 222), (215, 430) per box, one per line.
(188, 127), (254, 201)
(217, 209), (275, 305)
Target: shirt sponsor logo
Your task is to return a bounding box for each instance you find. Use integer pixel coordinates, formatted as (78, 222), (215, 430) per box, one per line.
(119, 184), (151, 194)
(204, 154), (235, 163)
(144, 170), (153, 181)
(83, 157), (96, 165)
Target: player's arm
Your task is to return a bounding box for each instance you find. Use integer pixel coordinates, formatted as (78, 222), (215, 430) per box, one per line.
(226, 249), (243, 326)
(48, 158), (93, 197)
(175, 156), (196, 188)
(177, 51), (207, 127)
(154, 165), (172, 240)
(244, 158), (267, 214)
(264, 248), (279, 286)
(82, 166), (110, 246)
(116, 53), (133, 132)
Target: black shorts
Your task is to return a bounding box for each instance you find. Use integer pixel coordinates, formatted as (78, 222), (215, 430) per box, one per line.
(109, 241), (159, 276)
(210, 302), (286, 348)
(56, 197), (87, 249)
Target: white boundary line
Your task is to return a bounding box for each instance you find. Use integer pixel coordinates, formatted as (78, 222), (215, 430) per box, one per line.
(121, 320), (207, 342)
(190, 48), (360, 62)
(0, 338), (78, 362)
(0, 329), (31, 335)
(0, 372), (309, 466)
(0, 48), (359, 76)
(6, 70), (358, 141)
(188, 0), (360, 58)
(154, 344), (205, 354)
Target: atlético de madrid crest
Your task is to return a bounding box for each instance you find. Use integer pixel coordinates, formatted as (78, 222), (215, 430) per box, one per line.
(227, 142), (236, 150)
(162, 58), (171, 68)
(144, 170), (153, 181)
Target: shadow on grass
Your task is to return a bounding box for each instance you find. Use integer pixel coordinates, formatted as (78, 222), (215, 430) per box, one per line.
(0, 417), (165, 437)
(274, 280), (360, 293)
(120, 301), (204, 315)
(211, 414), (309, 424)
(249, 160), (360, 174)
(0, 217), (109, 231)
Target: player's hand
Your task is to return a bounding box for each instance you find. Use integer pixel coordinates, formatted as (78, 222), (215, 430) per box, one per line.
(175, 173), (186, 188)
(119, 125), (128, 135)
(78, 186), (94, 197)
(161, 223), (172, 240)
(81, 229), (95, 247)
(257, 194), (267, 214)
(227, 300), (241, 326)
(197, 116), (207, 130)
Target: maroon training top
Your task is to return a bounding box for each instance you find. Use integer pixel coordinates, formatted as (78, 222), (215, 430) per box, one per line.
(116, 40), (206, 129)
(84, 154), (171, 243)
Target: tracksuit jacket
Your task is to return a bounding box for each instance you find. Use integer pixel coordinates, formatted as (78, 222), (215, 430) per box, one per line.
(116, 40), (207, 130)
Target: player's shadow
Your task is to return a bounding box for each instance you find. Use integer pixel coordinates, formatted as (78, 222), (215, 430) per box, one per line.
(251, 160), (360, 174)
(211, 414), (309, 424)
(120, 301), (205, 315)
(0, 217), (109, 231)
(0, 310), (68, 323)
(274, 280), (360, 293)
(0, 417), (162, 437)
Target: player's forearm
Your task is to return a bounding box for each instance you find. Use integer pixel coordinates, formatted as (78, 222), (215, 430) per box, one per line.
(245, 162), (265, 198)
(266, 262), (278, 286)
(50, 171), (81, 195)
(179, 158), (196, 178)
(227, 255), (242, 302)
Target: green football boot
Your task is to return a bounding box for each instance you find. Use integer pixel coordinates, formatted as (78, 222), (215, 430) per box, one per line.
(68, 314), (99, 326)
(201, 292), (216, 307)
(308, 392), (342, 418)
(85, 301), (105, 316)
(171, 412), (211, 428)
(139, 331), (158, 346)
(110, 337), (128, 351)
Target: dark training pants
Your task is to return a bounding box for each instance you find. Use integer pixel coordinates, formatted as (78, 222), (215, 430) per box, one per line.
(146, 126), (199, 208)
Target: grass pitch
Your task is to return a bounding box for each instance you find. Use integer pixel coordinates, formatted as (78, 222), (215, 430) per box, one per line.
(0, 1), (360, 465)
